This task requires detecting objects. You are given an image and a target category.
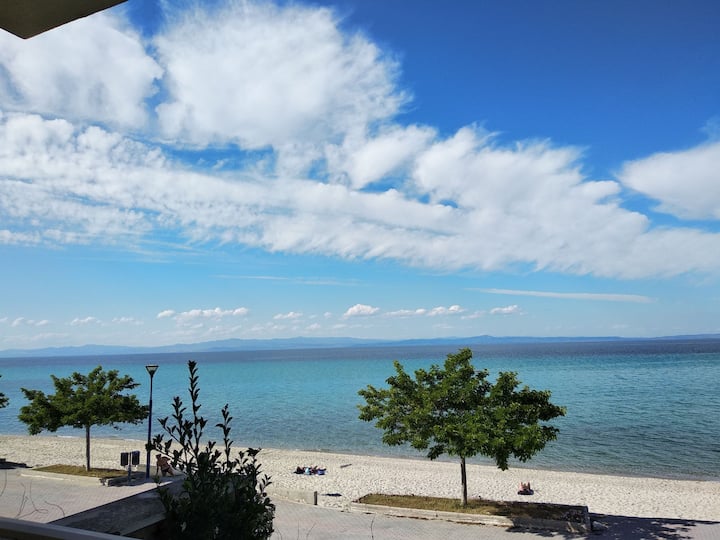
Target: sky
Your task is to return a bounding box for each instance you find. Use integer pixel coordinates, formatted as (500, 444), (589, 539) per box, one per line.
(0, 0), (719, 350)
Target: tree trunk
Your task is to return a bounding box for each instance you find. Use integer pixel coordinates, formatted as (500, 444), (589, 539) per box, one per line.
(85, 425), (91, 471)
(460, 456), (467, 506)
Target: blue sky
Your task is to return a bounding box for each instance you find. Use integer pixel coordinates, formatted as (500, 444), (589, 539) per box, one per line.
(1, 0), (719, 349)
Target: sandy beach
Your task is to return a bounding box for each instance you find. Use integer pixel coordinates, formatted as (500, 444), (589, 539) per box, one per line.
(1, 434), (718, 522)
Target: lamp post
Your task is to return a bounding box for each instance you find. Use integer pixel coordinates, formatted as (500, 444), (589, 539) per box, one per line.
(145, 364), (158, 479)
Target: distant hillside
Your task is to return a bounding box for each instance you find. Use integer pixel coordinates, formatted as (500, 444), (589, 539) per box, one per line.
(1, 333), (719, 358)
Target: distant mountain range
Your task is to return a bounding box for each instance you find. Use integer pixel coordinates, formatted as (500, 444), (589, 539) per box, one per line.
(1, 333), (719, 358)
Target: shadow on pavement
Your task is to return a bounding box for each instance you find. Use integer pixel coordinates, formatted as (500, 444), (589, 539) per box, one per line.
(592, 514), (719, 540)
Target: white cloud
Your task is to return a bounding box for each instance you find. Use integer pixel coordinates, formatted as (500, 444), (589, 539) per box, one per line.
(174, 307), (250, 325)
(5, 111), (720, 281)
(70, 316), (100, 326)
(343, 304), (380, 318)
(157, 310), (176, 319)
(618, 141), (720, 220)
(0, 14), (161, 129)
(385, 305), (463, 317)
(427, 305), (463, 316)
(332, 125), (435, 189)
(480, 289), (653, 304)
(490, 305), (522, 316)
(385, 308), (427, 318)
(273, 311), (303, 320)
(154, 1), (405, 159)
(8, 317), (49, 328)
(112, 316), (143, 325)
(1, 1), (720, 284)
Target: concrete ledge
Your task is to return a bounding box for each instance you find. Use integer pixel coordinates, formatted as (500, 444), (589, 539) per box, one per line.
(0, 516), (126, 539)
(266, 487), (318, 505)
(53, 489), (167, 538)
(102, 471), (147, 486)
(349, 501), (591, 534)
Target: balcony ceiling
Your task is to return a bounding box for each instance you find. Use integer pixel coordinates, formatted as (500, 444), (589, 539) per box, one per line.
(0, 0), (127, 39)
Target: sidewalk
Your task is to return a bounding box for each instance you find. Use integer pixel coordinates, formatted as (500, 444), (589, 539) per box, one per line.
(1, 466), (719, 539)
(272, 499), (720, 540)
(0, 466), (159, 523)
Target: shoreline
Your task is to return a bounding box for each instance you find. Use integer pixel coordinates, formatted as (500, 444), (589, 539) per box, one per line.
(0, 432), (720, 482)
(3, 431), (714, 483)
(1, 434), (719, 521)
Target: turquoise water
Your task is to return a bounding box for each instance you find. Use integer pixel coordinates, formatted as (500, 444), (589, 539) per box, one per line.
(1, 341), (719, 480)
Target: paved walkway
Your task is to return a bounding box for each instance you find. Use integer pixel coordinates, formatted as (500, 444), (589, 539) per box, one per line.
(272, 499), (720, 540)
(0, 466), (158, 523)
(2, 466), (720, 539)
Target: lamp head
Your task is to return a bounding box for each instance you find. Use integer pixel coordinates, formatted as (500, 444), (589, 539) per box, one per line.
(146, 364), (159, 376)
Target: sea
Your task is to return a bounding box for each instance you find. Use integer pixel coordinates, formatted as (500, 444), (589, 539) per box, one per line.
(1, 340), (719, 481)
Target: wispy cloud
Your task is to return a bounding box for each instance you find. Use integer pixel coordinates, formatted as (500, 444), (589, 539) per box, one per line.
(618, 141), (720, 220)
(273, 311), (303, 320)
(490, 304), (522, 315)
(427, 305), (463, 316)
(343, 304), (380, 318)
(0, 0), (719, 302)
(70, 316), (100, 326)
(385, 308), (428, 318)
(479, 289), (653, 304)
(112, 316), (143, 325)
(385, 305), (465, 318)
(175, 307), (249, 325)
(156, 307), (250, 328)
(9, 317), (50, 327)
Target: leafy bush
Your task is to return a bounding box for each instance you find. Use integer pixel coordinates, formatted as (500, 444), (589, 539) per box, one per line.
(150, 360), (274, 540)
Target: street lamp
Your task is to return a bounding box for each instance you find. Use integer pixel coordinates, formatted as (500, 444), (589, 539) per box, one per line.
(145, 364), (159, 479)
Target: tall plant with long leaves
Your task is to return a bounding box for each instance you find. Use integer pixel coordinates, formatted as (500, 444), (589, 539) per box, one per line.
(149, 361), (274, 540)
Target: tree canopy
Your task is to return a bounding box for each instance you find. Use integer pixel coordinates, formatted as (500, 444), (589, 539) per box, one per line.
(19, 365), (148, 470)
(358, 348), (566, 505)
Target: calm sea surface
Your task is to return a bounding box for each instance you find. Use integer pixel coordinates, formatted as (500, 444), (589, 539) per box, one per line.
(1, 340), (719, 480)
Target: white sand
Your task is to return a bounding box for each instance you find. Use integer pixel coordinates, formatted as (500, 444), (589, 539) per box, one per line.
(1, 435), (718, 521)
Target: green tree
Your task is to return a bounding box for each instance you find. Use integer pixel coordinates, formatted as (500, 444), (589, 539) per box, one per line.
(149, 360), (274, 540)
(358, 348), (566, 506)
(0, 374), (8, 409)
(19, 366), (148, 471)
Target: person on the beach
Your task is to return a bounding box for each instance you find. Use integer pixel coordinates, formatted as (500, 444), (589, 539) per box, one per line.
(518, 482), (533, 495)
(156, 454), (174, 476)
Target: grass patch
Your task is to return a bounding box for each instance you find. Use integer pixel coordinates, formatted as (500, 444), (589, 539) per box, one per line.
(357, 494), (586, 523)
(34, 464), (127, 480)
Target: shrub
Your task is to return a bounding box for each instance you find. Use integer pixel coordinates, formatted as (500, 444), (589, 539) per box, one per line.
(150, 360), (274, 540)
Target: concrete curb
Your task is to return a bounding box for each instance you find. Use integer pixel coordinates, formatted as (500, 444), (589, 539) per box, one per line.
(266, 487), (318, 505)
(20, 468), (153, 487)
(349, 501), (591, 534)
(20, 469), (106, 485)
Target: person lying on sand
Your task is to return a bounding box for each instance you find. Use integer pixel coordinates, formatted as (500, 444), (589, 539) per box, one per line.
(293, 465), (326, 475)
(518, 482), (533, 495)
